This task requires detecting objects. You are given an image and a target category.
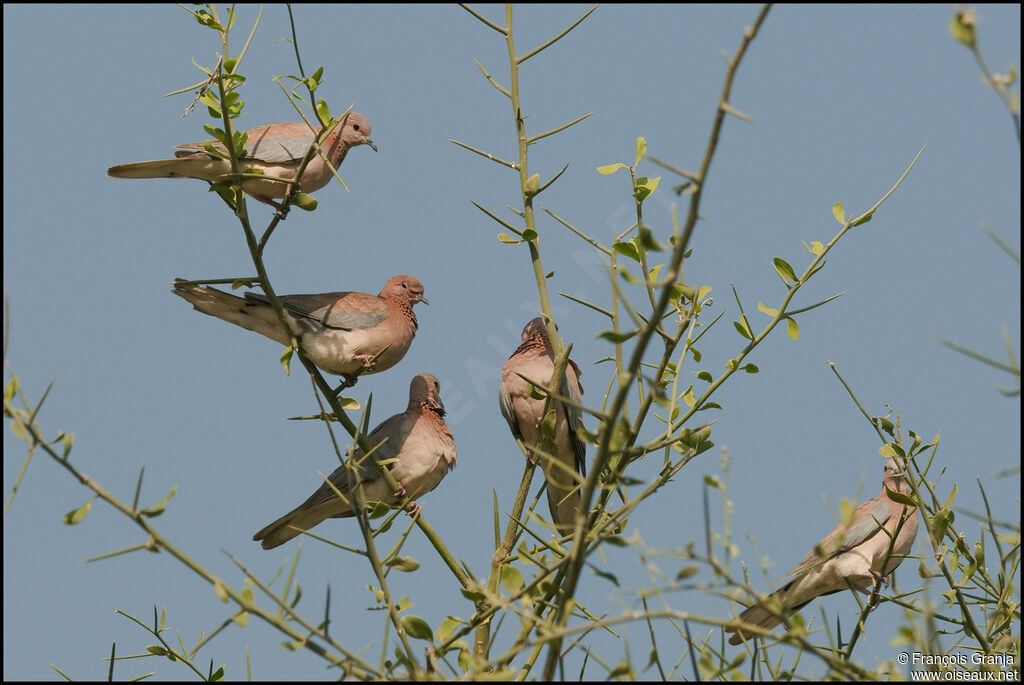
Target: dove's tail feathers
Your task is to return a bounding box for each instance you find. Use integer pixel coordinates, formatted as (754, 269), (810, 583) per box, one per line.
(171, 280), (288, 345)
(546, 485), (582, 537)
(253, 503), (354, 550)
(253, 508), (311, 550)
(107, 157), (226, 181)
(726, 597), (787, 645)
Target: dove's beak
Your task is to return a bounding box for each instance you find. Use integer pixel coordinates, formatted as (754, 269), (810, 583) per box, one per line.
(365, 137), (378, 152)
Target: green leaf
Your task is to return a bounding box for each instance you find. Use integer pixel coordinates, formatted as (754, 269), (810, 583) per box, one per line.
(757, 301), (779, 317)
(521, 228), (537, 241)
(401, 615), (434, 641)
(214, 581), (229, 603)
(851, 210), (874, 227)
(591, 567), (620, 586)
(280, 346), (294, 375)
(3, 377), (18, 401)
(540, 408), (557, 441)
(949, 9), (976, 48)
(311, 66), (324, 86)
(141, 486), (178, 518)
(601, 535), (629, 547)
(292, 193), (318, 212)
(524, 173), (540, 196)
(460, 587), (487, 602)
(732, 320), (752, 340)
(336, 396), (360, 411)
(147, 645), (169, 657)
(697, 371), (713, 382)
(832, 202), (846, 224)
(635, 137), (647, 166)
(316, 99), (330, 123)
(943, 484), (958, 510)
(202, 124), (229, 146)
(742, 363), (759, 373)
(612, 241), (640, 262)
(772, 257), (797, 283)
(598, 329), (638, 343)
(634, 176), (660, 203)
(676, 565), (699, 581)
(62, 498), (94, 525)
(597, 163), (627, 175)
(386, 556), (420, 572)
(786, 317), (799, 341)
(497, 233), (523, 245)
(434, 616), (463, 644)
(805, 240), (825, 256)
(879, 443), (899, 458)
(885, 487), (917, 507)
(501, 566), (525, 594)
(60, 432), (75, 459)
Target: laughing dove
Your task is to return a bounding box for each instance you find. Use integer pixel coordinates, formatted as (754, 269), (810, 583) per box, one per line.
(172, 275), (426, 385)
(725, 458), (919, 645)
(107, 113), (376, 213)
(253, 373), (456, 549)
(499, 317), (587, 535)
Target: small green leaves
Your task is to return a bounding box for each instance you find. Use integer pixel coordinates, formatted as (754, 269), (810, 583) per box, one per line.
(832, 202), (846, 224)
(598, 329), (638, 343)
(805, 240), (825, 256)
(291, 193), (318, 212)
(757, 301), (779, 317)
(524, 173), (540, 196)
(635, 137), (647, 166)
(434, 616), (464, 644)
(193, 9), (223, 30)
(732, 319), (753, 340)
(633, 176), (660, 203)
(676, 565), (699, 581)
(315, 99), (330, 124)
(386, 556), (420, 573)
(540, 408), (558, 441)
(4, 376), (18, 401)
(786, 316), (799, 340)
(497, 233), (521, 245)
(851, 210), (874, 227)
(950, 8), (976, 48)
(501, 566), (525, 594)
(140, 487), (178, 518)
(59, 432), (75, 459)
(214, 581), (230, 603)
(401, 615), (433, 641)
(612, 241), (640, 262)
(597, 163), (628, 175)
(63, 498), (94, 525)
(772, 257), (797, 284)
(280, 345), (294, 375)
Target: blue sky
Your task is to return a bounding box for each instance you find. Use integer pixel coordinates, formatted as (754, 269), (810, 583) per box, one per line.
(3, 4), (1020, 681)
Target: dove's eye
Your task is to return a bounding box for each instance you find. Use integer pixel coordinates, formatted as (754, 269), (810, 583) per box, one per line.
(353, 124), (361, 131)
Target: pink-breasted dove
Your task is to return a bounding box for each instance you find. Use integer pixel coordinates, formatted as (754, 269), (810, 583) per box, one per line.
(172, 275), (426, 385)
(107, 113), (376, 213)
(725, 458), (919, 645)
(253, 373), (456, 549)
(499, 317), (587, 534)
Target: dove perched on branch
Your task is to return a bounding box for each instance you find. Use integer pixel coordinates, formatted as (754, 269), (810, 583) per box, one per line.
(254, 373), (456, 550)
(172, 274), (426, 386)
(725, 458), (919, 645)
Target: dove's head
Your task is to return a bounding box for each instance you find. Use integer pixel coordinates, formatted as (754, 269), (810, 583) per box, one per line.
(410, 373), (444, 414)
(340, 112), (376, 152)
(521, 316), (556, 344)
(381, 275), (428, 306)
